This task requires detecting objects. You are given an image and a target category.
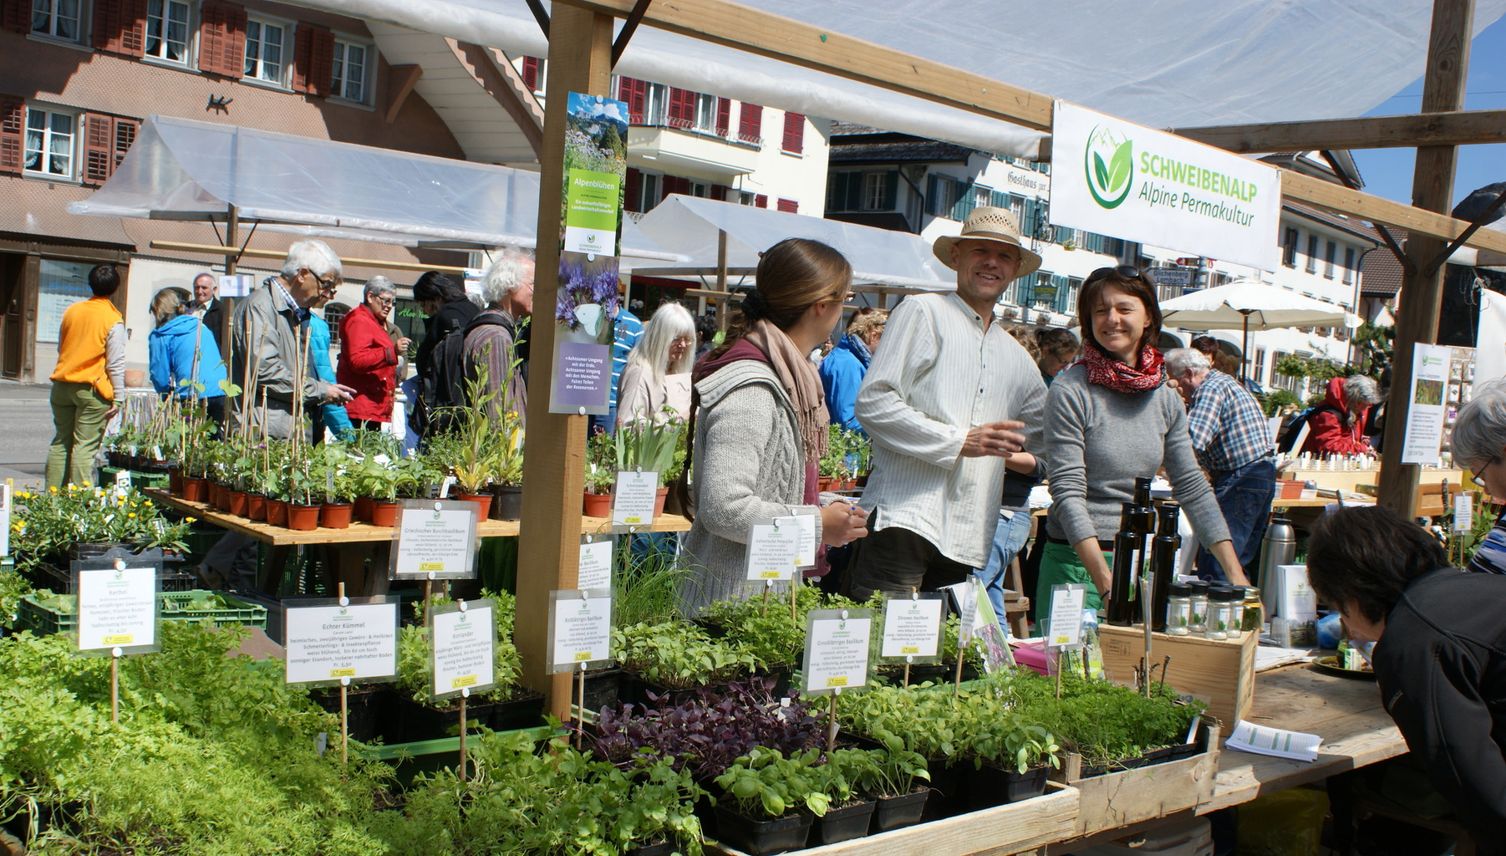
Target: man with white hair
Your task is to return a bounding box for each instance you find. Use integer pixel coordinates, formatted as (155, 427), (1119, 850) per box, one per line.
(463, 249), (535, 424)
(229, 239), (354, 440)
(193, 271), (226, 338)
(1165, 347), (1276, 583)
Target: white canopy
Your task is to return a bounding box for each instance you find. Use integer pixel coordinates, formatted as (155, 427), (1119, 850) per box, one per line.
(1161, 281), (1355, 332)
(282, 0), (1505, 158)
(630, 194), (954, 292)
(67, 115), (683, 261)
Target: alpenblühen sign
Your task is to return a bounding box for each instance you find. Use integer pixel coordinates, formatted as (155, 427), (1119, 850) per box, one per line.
(1050, 102), (1281, 272)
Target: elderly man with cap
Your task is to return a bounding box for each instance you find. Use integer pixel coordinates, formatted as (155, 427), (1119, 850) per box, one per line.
(1165, 347), (1277, 584)
(845, 208), (1048, 601)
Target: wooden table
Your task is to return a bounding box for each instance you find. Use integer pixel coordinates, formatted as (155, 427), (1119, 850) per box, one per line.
(144, 489), (692, 546)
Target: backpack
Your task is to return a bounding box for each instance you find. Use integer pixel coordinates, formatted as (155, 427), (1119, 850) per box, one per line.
(1276, 403), (1341, 454)
(426, 313), (515, 432)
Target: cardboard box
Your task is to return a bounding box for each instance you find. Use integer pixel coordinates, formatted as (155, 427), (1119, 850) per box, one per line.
(1097, 625), (1257, 727)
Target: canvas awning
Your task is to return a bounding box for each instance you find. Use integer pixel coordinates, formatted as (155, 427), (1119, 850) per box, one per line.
(67, 115), (684, 262)
(628, 194), (954, 292)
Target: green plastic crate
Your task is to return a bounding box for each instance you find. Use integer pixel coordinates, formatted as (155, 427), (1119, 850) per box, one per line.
(99, 466), (172, 490)
(16, 589), (268, 636)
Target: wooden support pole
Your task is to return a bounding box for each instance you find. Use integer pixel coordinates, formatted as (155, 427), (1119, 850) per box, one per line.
(218, 205), (238, 367)
(514, 3), (614, 721)
(1167, 109), (1506, 154)
(716, 229), (729, 333)
(1378, 0), (1474, 518)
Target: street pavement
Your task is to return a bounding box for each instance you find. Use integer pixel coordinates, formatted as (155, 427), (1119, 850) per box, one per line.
(0, 381), (53, 490)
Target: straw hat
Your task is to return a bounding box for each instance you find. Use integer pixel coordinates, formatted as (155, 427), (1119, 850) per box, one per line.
(932, 207), (1042, 279)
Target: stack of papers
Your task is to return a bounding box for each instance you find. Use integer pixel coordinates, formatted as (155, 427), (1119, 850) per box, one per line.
(1227, 720), (1323, 763)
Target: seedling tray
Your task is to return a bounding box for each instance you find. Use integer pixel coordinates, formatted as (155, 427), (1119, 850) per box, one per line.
(17, 589), (267, 636)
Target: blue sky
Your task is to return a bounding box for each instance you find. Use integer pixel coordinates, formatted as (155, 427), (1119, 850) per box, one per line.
(1351, 15), (1506, 208)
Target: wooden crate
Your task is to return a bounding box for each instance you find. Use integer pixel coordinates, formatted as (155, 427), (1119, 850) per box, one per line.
(1097, 626), (1256, 727)
(1055, 718), (1221, 837)
(707, 781), (1080, 856)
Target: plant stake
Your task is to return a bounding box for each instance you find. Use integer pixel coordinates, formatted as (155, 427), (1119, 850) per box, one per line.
(110, 644), (121, 723)
(458, 686), (469, 782)
(576, 661), (588, 750)
(337, 581), (349, 764)
(953, 639), (966, 698)
(790, 573), (799, 624)
(826, 688), (840, 752)
(1055, 648), (1064, 699)
(1139, 576), (1154, 697)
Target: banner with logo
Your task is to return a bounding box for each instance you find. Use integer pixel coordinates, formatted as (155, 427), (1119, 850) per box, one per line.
(549, 92), (629, 415)
(1050, 102), (1282, 272)
(1479, 289), (1506, 387)
(1402, 343), (1451, 466)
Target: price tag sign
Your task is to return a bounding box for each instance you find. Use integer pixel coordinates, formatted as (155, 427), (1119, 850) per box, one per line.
(746, 520), (800, 581)
(578, 537), (614, 591)
(612, 471), (659, 527)
(76, 563), (160, 654)
(432, 600), (496, 700)
(1047, 584), (1087, 649)
(0, 482), (11, 558)
(777, 513), (817, 569)
(389, 500), (478, 580)
(803, 608), (873, 695)
(113, 469), (132, 490)
(1454, 494), (1474, 533)
(284, 598), (399, 685)
(548, 590), (614, 673)
(879, 594), (944, 662)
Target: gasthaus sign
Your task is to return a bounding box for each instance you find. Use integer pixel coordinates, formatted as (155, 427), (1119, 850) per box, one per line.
(1050, 101), (1281, 272)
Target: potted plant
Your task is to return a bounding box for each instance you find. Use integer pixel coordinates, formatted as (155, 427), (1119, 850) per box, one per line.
(445, 362), (505, 520)
(713, 747), (828, 855)
(583, 428), (616, 517)
(613, 620), (759, 702)
(855, 735), (932, 832)
(807, 749), (881, 845)
(489, 411), (525, 521)
(962, 713), (1061, 808)
(613, 416), (683, 517)
(283, 465), (320, 531)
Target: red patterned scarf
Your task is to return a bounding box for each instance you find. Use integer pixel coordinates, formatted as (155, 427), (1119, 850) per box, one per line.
(1079, 342), (1166, 394)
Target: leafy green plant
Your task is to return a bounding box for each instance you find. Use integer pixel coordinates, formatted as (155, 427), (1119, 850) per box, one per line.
(614, 620), (759, 689)
(715, 747), (831, 818)
(856, 733), (931, 796)
(394, 591), (524, 708)
(584, 428), (617, 494)
(613, 417), (683, 476)
(10, 485), (192, 573)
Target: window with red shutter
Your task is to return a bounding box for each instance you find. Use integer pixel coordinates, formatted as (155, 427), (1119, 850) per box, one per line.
(112, 117), (139, 171)
(617, 77), (646, 124)
(624, 168), (643, 214)
(0, 96), (24, 175)
(93, 0), (148, 57)
(521, 56), (540, 92)
(81, 114), (115, 186)
(755, 194), (768, 208)
(667, 87), (695, 130)
(714, 98), (730, 137)
(663, 175), (691, 198)
(782, 112), (804, 154)
(292, 24), (334, 95)
(777, 198), (798, 213)
(738, 103), (762, 146)
(2, 0), (31, 34)
(198, 1), (247, 77)
(711, 184), (730, 202)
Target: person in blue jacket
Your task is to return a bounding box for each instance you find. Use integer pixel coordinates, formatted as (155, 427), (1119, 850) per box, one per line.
(818, 308), (886, 434)
(307, 285), (356, 444)
(147, 286), (228, 427)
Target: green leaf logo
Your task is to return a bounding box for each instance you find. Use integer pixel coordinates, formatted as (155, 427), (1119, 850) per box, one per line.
(1085, 126), (1134, 209)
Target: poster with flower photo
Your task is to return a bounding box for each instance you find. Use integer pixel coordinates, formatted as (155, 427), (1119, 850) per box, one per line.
(549, 92), (628, 415)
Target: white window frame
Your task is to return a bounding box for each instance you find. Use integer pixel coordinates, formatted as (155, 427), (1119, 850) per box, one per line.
(143, 0), (192, 66)
(30, 0), (84, 43)
(693, 93), (718, 133)
(863, 172), (888, 211)
(330, 36), (375, 105)
(637, 172), (661, 212)
(243, 14), (291, 87)
(22, 105), (78, 181)
(642, 83), (668, 126)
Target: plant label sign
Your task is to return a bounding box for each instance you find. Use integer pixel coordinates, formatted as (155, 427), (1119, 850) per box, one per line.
(879, 594), (944, 662)
(432, 600), (496, 700)
(746, 521), (800, 581)
(0, 482), (10, 558)
(802, 608), (873, 695)
(548, 590), (614, 673)
(776, 513), (817, 569)
(612, 471), (658, 527)
(284, 599), (399, 685)
(1047, 585), (1086, 649)
(578, 537), (614, 590)
(389, 500), (477, 580)
(1454, 493), (1473, 533)
(76, 564), (159, 654)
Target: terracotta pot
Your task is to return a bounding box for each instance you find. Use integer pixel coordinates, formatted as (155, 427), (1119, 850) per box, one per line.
(455, 491), (493, 520)
(182, 477), (208, 503)
(227, 490), (249, 517)
(287, 503), (320, 531)
(654, 486), (669, 517)
(320, 502), (354, 529)
(583, 490), (613, 517)
(214, 482), (233, 512)
(370, 500), (401, 527)
(246, 493), (267, 521)
(354, 496), (375, 523)
(817, 476), (838, 493)
(266, 498), (289, 527)
(168, 466), (184, 495)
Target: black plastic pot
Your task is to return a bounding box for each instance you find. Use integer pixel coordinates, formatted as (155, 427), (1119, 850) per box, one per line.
(491, 689), (546, 731)
(490, 485), (524, 521)
(1169, 740), (1200, 761)
(872, 788), (930, 832)
(582, 668), (623, 713)
(311, 685), (392, 744)
(967, 763), (1049, 809)
(393, 695), (504, 743)
(713, 805), (812, 855)
(921, 761), (967, 819)
(812, 800), (875, 845)
(626, 841), (674, 856)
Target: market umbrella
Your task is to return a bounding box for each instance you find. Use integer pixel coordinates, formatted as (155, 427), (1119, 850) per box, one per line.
(1159, 280), (1353, 380)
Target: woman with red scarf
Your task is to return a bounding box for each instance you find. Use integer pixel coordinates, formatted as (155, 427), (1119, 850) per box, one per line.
(1036, 266), (1248, 622)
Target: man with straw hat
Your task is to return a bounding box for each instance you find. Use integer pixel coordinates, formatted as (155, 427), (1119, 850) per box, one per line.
(845, 208), (1048, 604)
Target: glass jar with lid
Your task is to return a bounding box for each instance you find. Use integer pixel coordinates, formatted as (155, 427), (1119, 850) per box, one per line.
(1206, 586), (1239, 640)
(1166, 582), (1193, 636)
(1187, 580), (1210, 634)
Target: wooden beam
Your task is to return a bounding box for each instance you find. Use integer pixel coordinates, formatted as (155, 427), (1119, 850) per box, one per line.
(1378, 0), (1474, 518)
(1168, 109), (1506, 153)
(384, 64), (423, 124)
(554, 0), (1054, 130)
(513, 3), (614, 721)
(1279, 170), (1506, 255)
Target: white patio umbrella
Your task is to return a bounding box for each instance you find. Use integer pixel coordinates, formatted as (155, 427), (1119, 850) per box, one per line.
(1160, 280), (1354, 379)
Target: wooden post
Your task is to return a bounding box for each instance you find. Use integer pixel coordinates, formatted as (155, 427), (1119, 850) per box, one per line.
(219, 205), (238, 366)
(458, 692), (468, 782)
(1377, 0), (1473, 517)
(514, 4), (614, 721)
(716, 229), (729, 333)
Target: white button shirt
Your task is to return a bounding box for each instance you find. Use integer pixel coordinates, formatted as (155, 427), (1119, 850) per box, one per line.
(855, 292), (1046, 568)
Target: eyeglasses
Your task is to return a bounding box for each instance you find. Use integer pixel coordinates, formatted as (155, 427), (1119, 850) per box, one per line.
(1089, 264), (1149, 282)
(373, 295), (395, 307)
(1474, 454), (1501, 482)
(305, 269), (339, 291)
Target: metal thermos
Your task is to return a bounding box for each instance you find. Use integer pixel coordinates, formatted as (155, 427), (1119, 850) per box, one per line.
(1258, 515), (1296, 613)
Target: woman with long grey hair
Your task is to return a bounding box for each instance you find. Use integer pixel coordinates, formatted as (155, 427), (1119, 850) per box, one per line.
(616, 302), (696, 427)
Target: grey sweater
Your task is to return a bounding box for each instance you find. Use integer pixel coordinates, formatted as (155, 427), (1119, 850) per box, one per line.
(1043, 364), (1231, 549)
(678, 360), (823, 616)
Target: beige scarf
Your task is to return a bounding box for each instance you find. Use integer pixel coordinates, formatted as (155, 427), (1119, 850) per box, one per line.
(744, 318), (829, 467)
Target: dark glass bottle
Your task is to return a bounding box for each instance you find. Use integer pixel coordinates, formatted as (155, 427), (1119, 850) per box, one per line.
(1130, 476), (1156, 538)
(1149, 501), (1183, 632)
(1106, 502), (1139, 626)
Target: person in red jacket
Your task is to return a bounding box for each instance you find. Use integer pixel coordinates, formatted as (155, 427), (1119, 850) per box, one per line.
(1301, 375), (1382, 458)
(337, 276), (411, 431)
